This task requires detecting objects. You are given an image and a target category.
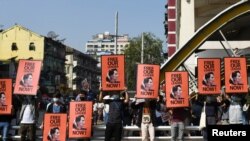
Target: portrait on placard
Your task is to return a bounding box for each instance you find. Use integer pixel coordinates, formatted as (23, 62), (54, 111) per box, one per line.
(14, 60), (42, 95)
(47, 127), (60, 141)
(198, 58), (221, 94)
(136, 64), (160, 99)
(101, 55), (125, 91)
(165, 71), (189, 108)
(170, 84), (184, 100)
(68, 101), (93, 138)
(224, 57), (248, 93)
(43, 113), (67, 141)
(0, 79), (12, 115)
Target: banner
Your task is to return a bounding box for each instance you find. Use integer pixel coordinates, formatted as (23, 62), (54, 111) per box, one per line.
(101, 55), (125, 91)
(165, 71), (189, 108)
(136, 64), (160, 99)
(224, 57), (248, 93)
(198, 58), (221, 94)
(14, 60), (42, 95)
(43, 113), (67, 141)
(0, 79), (12, 115)
(68, 101), (93, 138)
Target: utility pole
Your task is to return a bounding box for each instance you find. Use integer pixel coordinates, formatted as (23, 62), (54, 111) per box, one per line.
(115, 11), (118, 54)
(141, 32), (144, 63)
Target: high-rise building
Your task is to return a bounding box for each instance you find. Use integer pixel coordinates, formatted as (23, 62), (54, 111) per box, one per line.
(85, 32), (129, 67)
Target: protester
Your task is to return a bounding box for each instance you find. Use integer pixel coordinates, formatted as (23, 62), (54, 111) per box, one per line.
(228, 94), (243, 124)
(40, 93), (66, 129)
(81, 79), (96, 101)
(0, 105), (14, 141)
(201, 96), (220, 141)
(131, 96), (159, 141)
(18, 95), (39, 141)
(99, 87), (129, 141)
(170, 108), (188, 141)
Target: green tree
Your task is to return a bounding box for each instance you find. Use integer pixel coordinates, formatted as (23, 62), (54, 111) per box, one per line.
(124, 32), (164, 90)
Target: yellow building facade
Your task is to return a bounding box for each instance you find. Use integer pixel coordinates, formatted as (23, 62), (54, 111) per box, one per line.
(0, 25), (44, 61)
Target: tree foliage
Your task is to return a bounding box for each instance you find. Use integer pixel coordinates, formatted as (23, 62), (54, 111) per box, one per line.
(124, 32), (164, 90)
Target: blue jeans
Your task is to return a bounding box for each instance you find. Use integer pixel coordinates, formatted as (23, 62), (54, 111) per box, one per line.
(0, 122), (10, 141)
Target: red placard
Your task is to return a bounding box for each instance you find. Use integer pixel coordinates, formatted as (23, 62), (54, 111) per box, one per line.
(224, 57), (248, 93)
(136, 64), (160, 99)
(14, 60), (42, 95)
(68, 101), (93, 138)
(198, 58), (221, 94)
(43, 113), (67, 141)
(0, 79), (12, 115)
(165, 71), (189, 108)
(101, 55), (125, 91)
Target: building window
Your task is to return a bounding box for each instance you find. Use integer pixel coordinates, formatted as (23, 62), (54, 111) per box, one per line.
(29, 42), (35, 51)
(110, 45), (114, 48)
(11, 42), (18, 51)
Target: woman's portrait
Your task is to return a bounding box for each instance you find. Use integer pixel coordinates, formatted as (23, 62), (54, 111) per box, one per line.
(20, 73), (33, 87)
(202, 72), (216, 86)
(141, 77), (153, 92)
(47, 127), (60, 141)
(229, 70), (243, 85)
(106, 68), (119, 83)
(0, 92), (7, 106)
(73, 115), (85, 130)
(170, 85), (183, 99)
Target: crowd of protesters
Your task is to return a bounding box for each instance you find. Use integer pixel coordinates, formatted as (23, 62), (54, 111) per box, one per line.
(1, 80), (250, 141)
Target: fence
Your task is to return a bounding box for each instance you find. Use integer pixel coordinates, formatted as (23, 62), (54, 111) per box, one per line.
(0, 125), (203, 140)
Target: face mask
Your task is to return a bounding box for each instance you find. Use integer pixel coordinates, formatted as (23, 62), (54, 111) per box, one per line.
(53, 98), (59, 102)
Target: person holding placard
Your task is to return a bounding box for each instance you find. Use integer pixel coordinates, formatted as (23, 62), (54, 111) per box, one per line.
(18, 95), (39, 141)
(99, 87), (129, 141)
(131, 96), (160, 141)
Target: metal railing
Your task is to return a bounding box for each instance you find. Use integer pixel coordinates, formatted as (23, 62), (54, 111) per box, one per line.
(0, 125), (203, 140)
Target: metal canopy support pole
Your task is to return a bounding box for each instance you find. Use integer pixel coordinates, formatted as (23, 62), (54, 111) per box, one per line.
(219, 30), (236, 57)
(219, 40), (232, 57)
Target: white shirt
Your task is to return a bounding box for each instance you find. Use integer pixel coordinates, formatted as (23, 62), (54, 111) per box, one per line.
(21, 104), (35, 124)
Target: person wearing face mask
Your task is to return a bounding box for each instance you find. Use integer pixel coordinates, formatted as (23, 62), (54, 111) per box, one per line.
(40, 93), (66, 129)
(46, 93), (66, 113)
